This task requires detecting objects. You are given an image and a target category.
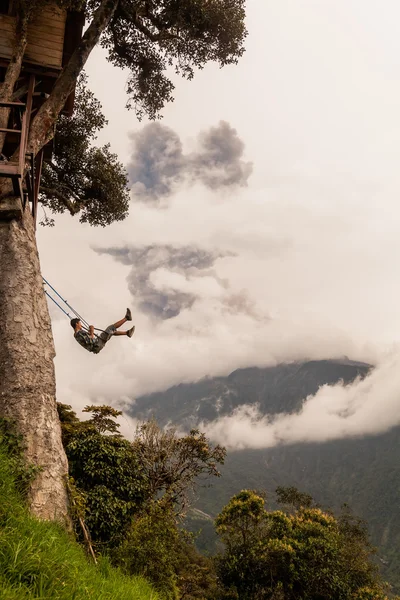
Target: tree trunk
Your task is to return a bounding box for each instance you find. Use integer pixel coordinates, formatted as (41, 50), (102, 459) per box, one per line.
(0, 204), (69, 523)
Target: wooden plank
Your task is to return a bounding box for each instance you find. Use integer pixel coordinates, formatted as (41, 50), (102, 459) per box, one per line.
(32, 12), (66, 32)
(0, 50), (12, 60)
(25, 41), (63, 61)
(19, 111), (27, 175)
(0, 14), (15, 26)
(29, 24), (64, 39)
(27, 35), (64, 53)
(29, 20), (65, 36)
(0, 101), (25, 107)
(25, 47), (63, 68)
(38, 6), (67, 21)
(0, 19), (15, 32)
(28, 28), (65, 46)
(24, 53), (63, 69)
(0, 163), (21, 175)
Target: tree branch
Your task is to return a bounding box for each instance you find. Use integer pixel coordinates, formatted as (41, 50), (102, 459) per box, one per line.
(27, 0), (120, 157)
(118, 3), (180, 42)
(40, 186), (82, 216)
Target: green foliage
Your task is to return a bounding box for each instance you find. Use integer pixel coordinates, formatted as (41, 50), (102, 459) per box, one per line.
(98, 0), (247, 120)
(0, 418), (40, 497)
(60, 406), (225, 543)
(132, 419), (226, 516)
(115, 502), (181, 599)
(66, 428), (148, 547)
(175, 537), (221, 600)
(40, 75), (130, 227)
(115, 502), (221, 600)
(58, 406), (226, 598)
(276, 486), (314, 511)
(0, 440), (160, 600)
(215, 490), (395, 600)
(82, 404), (122, 435)
(57, 403), (93, 447)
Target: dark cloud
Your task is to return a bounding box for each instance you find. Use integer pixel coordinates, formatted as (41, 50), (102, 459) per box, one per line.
(128, 123), (185, 202)
(96, 245), (232, 320)
(127, 121), (252, 203)
(188, 121), (253, 189)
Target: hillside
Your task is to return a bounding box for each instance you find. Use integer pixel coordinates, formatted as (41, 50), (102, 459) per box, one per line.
(0, 441), (160, 600)
(129, 359), (400, 591)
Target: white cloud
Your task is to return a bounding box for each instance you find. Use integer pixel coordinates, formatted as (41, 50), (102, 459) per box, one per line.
(202, 353), (400, 449)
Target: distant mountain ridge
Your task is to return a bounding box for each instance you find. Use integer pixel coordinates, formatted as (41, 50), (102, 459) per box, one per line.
(130, 359), (372, 428)
(128, 359), (400, 592)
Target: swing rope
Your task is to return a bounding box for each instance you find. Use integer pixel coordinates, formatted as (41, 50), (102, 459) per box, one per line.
(43, 278), (106, 334)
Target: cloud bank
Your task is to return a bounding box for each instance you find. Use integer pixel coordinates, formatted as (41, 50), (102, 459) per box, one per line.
(202, 354), (400, 449)
(127, 121), (252, 203)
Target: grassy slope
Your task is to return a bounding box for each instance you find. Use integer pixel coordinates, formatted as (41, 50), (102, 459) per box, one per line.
(0, 443), (160, 600)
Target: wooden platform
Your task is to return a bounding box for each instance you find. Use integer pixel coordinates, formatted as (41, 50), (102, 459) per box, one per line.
(0, 7), (67, 70)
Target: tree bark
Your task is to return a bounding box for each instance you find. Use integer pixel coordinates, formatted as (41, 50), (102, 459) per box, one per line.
(0, 203), (70, 524)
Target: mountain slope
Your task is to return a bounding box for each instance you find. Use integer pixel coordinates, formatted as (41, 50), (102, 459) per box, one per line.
(131, 359), (371, 427)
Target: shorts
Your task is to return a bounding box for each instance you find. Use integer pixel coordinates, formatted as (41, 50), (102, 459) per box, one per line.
(92, 324), (116, 354)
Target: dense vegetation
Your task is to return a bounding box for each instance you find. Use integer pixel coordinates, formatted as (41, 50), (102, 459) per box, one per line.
(55, 405), (397, 600)
(215, 489), (395, 600)
(0, 420), (160, 600)
(129, 360), (400, 592)
(58, 404), (224, 599)
(0, 406), (397, 599)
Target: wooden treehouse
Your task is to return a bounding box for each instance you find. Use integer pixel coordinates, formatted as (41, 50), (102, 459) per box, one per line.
(0, 1), (84, 222)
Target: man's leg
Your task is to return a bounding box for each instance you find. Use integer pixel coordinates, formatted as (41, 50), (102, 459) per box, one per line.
(113, 317), (127, 330)
(113, 308), (132, 330)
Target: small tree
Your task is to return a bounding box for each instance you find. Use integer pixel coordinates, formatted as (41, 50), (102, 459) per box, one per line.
(132, 419), (226, 516)
(82, 404), (122, 435)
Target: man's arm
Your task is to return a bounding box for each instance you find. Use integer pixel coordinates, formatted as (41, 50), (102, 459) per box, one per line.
(89, 325), (95, 339)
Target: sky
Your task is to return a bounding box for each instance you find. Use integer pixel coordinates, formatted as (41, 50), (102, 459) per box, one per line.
(38, 0), (400, 447)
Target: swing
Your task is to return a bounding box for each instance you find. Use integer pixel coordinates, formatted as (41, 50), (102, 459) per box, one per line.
(43, 277), (107, 336)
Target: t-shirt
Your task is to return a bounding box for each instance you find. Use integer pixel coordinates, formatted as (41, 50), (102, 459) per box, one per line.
(74, 330), (99, 353)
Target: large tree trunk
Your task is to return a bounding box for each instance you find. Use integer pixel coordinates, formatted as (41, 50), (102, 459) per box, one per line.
(0, 0), (119, 525)
(0, 204), (69, 523)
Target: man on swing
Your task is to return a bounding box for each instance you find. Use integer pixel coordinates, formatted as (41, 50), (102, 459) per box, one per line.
(70, 308), (135, 354)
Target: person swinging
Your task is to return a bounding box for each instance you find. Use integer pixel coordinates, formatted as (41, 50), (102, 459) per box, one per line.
(71, 308), (135, 354)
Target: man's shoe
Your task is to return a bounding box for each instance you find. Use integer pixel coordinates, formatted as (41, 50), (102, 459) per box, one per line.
(125, 308), (132, 321)
(127, 326), (135, 338)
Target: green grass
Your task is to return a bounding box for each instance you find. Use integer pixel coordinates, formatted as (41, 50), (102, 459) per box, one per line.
(0, 443), (160, 600)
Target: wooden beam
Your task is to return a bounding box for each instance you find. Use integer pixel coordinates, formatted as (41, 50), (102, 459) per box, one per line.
(0, 163), (21, 176)
(0, 101), (24, 107)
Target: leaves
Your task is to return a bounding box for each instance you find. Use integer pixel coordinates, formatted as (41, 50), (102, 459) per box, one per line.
(40, 75), (130, 226)
(101, 0), (247, 120)
(132, 419), (226, 516)
(215, 490), (392, 600)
